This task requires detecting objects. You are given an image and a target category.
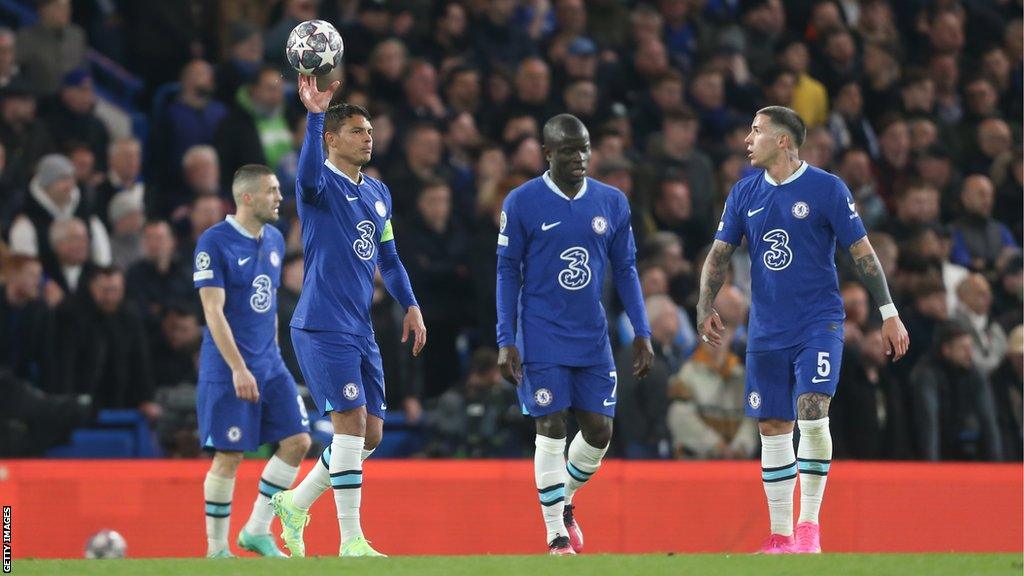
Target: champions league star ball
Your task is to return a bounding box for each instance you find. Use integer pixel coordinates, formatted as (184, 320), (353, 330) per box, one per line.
(286, 19), (344, 76)
(84, 529), (127, 559)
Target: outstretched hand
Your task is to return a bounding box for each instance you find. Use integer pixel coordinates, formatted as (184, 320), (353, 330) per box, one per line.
(297, 74), (340, 113)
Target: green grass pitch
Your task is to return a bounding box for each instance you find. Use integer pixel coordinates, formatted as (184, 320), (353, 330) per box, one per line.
(12, 554), (1023, 576)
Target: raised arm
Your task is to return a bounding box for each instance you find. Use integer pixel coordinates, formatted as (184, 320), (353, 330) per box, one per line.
(696, 240), (737, 347)
(849, 236), (909, 361)
(295, 75), (340, 203)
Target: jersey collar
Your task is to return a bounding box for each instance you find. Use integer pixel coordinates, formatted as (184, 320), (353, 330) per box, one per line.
(763, 161), (809, 187)
(225, 215), (263, 239)
(542, 170), (587, 201)
(325, 158), (364, 185)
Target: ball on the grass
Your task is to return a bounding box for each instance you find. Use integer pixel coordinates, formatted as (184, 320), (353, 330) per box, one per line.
(84, 529), (127, 559)
(286, 19), (344, 76)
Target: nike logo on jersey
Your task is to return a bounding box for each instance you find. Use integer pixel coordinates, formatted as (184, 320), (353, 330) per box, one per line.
(346, 195), (359, 201)
(848, 200), (856, 212)
(237, 257), (251, 266)
(380, 402), (387, 411)
(747, 207), (766, 217)
(811, 376), (830, 383)
(541, 221), (562, 231)
(301, 418), (310, 427)
(603, 399), (617, 406)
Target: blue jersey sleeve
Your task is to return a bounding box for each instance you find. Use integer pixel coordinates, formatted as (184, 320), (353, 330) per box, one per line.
(609, 195), (651, 338)
(715, 184), (744, 245)
(496, 193), (526, 348)
(297, 112), (326, 205)
(828, 178), (868, 249)
(193, 232), (225, 289)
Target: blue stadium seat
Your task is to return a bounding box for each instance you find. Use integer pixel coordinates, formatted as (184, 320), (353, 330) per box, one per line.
(45, 429), (134, 458)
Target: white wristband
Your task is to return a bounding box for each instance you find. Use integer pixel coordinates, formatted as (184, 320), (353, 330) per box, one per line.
(880, 303), (899, 320)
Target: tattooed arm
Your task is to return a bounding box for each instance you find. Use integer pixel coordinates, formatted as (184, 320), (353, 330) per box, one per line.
(849, 236), (909, 361)
(696, 240), (737, 347)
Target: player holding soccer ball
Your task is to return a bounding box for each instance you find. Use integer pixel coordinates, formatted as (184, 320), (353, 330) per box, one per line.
(194, 164), (312, 558)
(697, 106), (909, 554)
(496, 114), (653, 555)
(269, 74), (425, 558)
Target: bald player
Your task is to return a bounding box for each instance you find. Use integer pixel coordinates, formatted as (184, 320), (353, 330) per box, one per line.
(496, 114), (654, 554)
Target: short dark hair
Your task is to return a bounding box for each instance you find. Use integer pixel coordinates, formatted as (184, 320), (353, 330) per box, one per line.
(756, 105), (806, 147)
(232, 164), (274, 199)
(938, 320), (971, 347)
(88, 265), (123, 283)
(324, 103), (372, 136)
(663, 106), (698, 125)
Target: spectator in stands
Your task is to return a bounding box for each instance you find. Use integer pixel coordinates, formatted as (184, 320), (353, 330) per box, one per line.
(615, 294), (674, 458)
(617, 262), (697, 356)
(15, 0), (86, 97)
(0, 254), (53, 389)
(54, 266), (159, 418)
(874, 115), (913, 207)
(642, 230), (695, 309)
(175, 194), (223, 269)
(954, 274), (1008, 378)
(179, 145), (221, 207)
(991, 325), (1023, 461)
(882, 181), (941, 243)
(214, 66), (290, 192)
(0, 28), (22, 90)
(125, 219), (193, 331)
(637, 107), (715, 225)
(43, 69), (109, 172)
(837, 148), (886, 229)
(395, 59), (447, 129)
(841, 281), (869, 347)
(367, 38), (408, 107)
(399, 180), (471, 399)
(0, 82), (54, 189)
(9, 154), (110, 273)
(150, 303), (200, 388)
(95, 137), (143, 228)
(949, 175), (1019, 274)
(777, 38), (828, 128)
(214, 22), (263, 106)
(992, 254), (1023, 332)
(443, 65), (482, 118)
(46, 217), (94, 299)
(631, 71), (685, 147)
(739, 0), (785, 78)
(388, 123), (450, 216)
(506, 57), (557, 129)
(827, 81), (879, 159)
(650, 173), (711, 260)
(147, 59), (227, 210)
(970, 118), (1015, 177)
(832, 324), (914, 459)
(912, 321), (1002, 461)
(263, 0), (318, 77)
(898, 278), (949, 380)
(429, 347), (523, 458)
(667, 285), (756, 459)
(105, 190), (145, 270)
(418, 2), (472, 67)
(470, 0), (536, 70)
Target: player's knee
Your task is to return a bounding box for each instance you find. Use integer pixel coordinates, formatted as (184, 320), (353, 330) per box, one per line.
(758, 419), (795, 436)
(279, 433), (312, 461)
(581, 423), (612, 449)
(796, 393), (831, 420)
(211, 451), (244, 476)
(535, 413), (567, 439)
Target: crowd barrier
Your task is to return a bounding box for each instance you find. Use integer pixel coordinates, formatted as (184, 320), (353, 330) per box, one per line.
(0, 459), (1020, 558)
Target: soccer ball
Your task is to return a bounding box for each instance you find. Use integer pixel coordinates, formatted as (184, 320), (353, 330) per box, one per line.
(84, 529), (127, 559)
(286, 19), (344, 76)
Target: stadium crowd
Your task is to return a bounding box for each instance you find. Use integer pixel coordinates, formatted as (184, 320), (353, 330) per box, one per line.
(0, 0), (1020, 462)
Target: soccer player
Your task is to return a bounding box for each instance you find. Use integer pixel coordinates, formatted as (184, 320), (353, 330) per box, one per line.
(194, 164), (312, 558)
(496, 113), (654, 555)
(270, 75), (425, 558)
(697, 106), (909, 554)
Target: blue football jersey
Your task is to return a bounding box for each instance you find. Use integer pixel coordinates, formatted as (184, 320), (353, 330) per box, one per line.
(497, 172), (650, 366)
(716, 162), (867, 351)
(290, 119), (397, 336)
(193, 216), (288, 382)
